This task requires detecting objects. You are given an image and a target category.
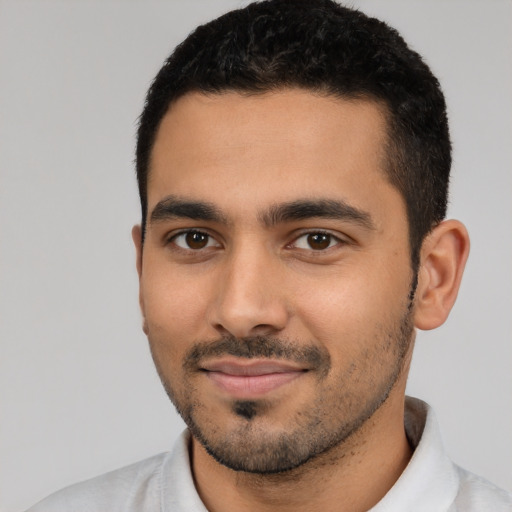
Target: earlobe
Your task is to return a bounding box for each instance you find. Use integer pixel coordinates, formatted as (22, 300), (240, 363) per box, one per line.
(132, 225), (143, 278)
(414, 220), (470, 331)
(131, 224), (148, 334)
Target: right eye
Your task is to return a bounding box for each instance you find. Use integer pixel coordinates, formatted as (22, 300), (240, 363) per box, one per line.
(170, 230), (221, 251)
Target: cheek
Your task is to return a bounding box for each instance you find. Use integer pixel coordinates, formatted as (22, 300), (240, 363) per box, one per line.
(140, 265), (212, 351)
(292, 260), (410, 354)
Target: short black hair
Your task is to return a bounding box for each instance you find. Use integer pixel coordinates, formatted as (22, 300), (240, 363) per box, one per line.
(136, 0), (451, 270)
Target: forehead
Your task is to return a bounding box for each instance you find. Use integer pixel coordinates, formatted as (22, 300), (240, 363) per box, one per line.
(148, 89), (397, 217)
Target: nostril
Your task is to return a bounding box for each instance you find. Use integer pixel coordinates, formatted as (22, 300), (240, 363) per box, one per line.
(212, 320), (283, 340)
(213, 323), (232, 337)
(252, 324), (281, 335)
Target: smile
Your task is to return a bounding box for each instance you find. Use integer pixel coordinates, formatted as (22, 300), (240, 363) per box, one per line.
(201, 359), (307, 398)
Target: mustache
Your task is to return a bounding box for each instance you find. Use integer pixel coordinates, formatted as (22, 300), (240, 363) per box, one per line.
(183, 335), (331, 373)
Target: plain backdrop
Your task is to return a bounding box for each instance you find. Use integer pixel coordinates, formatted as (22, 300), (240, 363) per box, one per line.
(1, 1), (511, 510)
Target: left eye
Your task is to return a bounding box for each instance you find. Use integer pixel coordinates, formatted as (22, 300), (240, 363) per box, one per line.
(292, 232), (340, 250)
(171, 230), (220, 250)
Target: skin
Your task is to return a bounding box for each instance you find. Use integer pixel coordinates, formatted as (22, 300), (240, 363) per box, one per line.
(133, 89), (469, 511)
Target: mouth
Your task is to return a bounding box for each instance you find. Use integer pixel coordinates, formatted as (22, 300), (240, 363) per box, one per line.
(200, 359), (307, 398)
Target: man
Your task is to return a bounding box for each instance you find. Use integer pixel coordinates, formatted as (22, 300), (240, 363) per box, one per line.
(27, 0), (512, 510)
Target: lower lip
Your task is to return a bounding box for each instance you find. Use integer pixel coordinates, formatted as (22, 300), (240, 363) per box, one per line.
(206, 371), (303, 398)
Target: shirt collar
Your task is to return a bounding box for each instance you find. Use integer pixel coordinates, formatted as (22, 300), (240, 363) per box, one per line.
(370, 397), (459, 511)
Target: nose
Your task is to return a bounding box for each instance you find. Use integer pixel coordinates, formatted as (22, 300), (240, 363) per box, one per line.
(208, 243), (290, 339)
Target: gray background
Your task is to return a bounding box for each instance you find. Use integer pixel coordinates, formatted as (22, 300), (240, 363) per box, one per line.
(1, 1), (511, 510)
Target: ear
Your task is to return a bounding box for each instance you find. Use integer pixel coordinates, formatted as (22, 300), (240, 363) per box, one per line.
(132, 224), (143, 278)
(132, 225), (148, 335)
(414, 220), (470, 330)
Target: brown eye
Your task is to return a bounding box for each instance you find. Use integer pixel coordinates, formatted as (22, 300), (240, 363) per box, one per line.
(172, 230), (219, 250)
(186, 231), (208, 249)
(307, 233), (332, 250)
(292, 232), (340, 251)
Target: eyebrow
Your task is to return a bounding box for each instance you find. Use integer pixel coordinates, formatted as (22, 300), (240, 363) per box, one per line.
(260, 199), (375, 229)
(150, 195), (374, 230)
(150, 196), (228, 224)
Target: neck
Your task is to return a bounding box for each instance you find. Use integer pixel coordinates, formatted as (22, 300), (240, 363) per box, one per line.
(191, 388), (413, 512)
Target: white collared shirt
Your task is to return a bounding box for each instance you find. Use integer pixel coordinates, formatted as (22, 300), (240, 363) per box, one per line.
(27, 397), (512, 511)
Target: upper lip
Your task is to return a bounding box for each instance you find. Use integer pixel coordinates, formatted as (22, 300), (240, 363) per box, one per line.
(200, 359), (307, 376)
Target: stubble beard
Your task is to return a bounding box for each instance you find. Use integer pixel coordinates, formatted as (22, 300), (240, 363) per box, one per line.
(150, 307), (414, 475)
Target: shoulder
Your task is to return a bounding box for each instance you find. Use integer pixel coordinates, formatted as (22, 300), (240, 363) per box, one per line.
(453, 466), (512, 511)
(25, 452), (169, 512)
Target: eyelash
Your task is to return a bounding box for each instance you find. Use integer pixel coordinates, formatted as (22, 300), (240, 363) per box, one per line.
(167, 230), (220, 251)
(289, 230), (345, 251)
(166, 229), (346, 252)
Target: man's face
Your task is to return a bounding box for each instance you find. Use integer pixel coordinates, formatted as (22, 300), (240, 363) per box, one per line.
(136, 90), (416, 473)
